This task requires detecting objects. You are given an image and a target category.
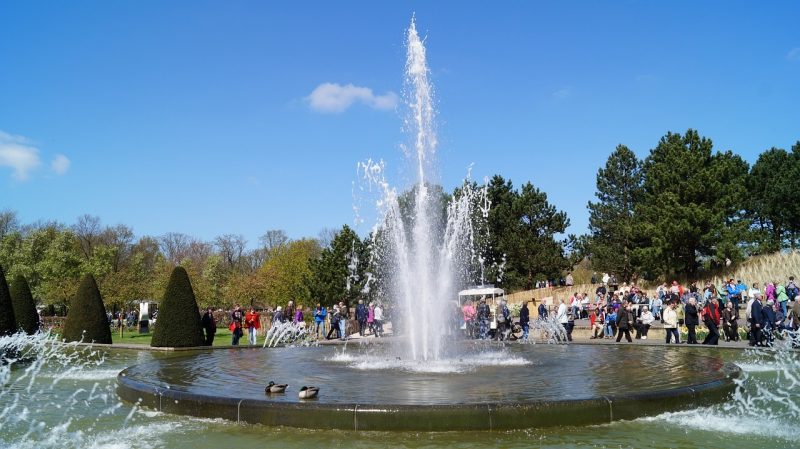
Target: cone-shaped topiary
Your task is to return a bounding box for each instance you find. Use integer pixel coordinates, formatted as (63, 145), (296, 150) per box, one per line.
(10, 275), (39, 335)
(151, 266), (204, 347)
(0, 265), (17, 336)
(63, 274), (112, 344)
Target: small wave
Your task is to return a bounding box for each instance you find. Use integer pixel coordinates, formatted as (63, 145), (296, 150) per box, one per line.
(41, 369), (121, 381)
(637, 408), (797, 441)
(734, 363), (780, 373)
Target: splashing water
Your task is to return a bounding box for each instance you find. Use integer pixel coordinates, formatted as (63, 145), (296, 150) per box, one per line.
(359, 17), (489, 363)
(262, 321), (317, 348)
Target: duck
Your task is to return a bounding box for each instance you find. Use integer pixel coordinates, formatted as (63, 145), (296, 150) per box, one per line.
(265, 381), (288, 394)
(298, 386), (319, 399)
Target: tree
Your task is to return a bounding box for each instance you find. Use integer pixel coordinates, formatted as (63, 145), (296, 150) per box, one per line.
(0, 264), (17, 336)
(0, 210), (19, 240)
(72, 214), (102, 260)
(747, 145), (800, 251)
(634, 130), (749, 278)
(587, 145), (644, 282)
(214, 234), (247, 272)
(309, 226), (369, 307)
(62, 274), (112, 343)
(260, 239), (321, 308)
(260, 229), (289, 252)
(502, 182), (571, 289)
(10, 274), (39, 334)
(151, 266), (205, 348)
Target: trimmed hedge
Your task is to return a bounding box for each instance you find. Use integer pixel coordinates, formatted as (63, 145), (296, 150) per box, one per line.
(0, 265), (17, 336)
(63, 274), (112, 344)
(10, 275), (39, 335)
(151, 266), (205, 348)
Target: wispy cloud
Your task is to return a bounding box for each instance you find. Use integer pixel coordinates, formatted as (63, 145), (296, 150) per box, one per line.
(0, 131), (41, 181)
(787, 47), (800, 61)
(306, 82), (398, 113)
(51, 154), (71, 175)
(552, 87), (573, 99)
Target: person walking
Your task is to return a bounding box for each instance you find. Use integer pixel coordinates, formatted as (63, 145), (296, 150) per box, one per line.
(338, 301), (348, 340)
(373, 303), (384, 337)
(519, 301), (530, 341)
(684, 298), (700, 344)
(749, 296), (764, 346)
(663, 301), (679, 344)
(355, 300), (368, 337)
(495, 300), (510, 340)
(201, 307), (216, 346)
(284, 301), (295, 324)
(776, 282), (789, 318)
(477, 299), (490, 340)
(538, 301), (548, 320)
(367, 302), (375, 335)
(313, 303), (327, 338)
(230, 304), (244, 345)
(615, 303), (633, 342)
(702, 297), (721, 345)
(326, 305), (340, 340)
(557, 299), (572, 342)
(244, 306), (261, 346)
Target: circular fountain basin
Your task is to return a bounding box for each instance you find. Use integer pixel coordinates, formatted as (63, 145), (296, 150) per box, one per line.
(117, 344), (739, 431)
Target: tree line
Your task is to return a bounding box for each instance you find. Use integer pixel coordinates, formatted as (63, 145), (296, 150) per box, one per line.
(0, 173), (575, 311)
(587, 129), (800, 282)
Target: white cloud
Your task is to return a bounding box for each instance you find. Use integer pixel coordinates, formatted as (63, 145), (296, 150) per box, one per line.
(51, 154), (71, 175)
(306, 82), (399, 113)
(0, 131), (41, 181)
(552, 87), (573, 99)
(787, 48), (800, 61)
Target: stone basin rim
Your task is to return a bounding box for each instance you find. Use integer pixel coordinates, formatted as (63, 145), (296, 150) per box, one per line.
(116, 354), (741, 431)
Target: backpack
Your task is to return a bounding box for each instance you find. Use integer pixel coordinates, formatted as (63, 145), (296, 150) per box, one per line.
(787, 281), (799, 300)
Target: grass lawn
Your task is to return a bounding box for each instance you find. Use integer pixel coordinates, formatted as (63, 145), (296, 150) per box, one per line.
(110, 328), (268, 347)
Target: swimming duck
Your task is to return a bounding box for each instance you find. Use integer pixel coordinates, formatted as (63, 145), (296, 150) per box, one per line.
(265, 381), (288, 394)
(298, 386), (319, 399)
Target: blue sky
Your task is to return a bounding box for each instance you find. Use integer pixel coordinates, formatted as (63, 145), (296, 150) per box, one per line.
(1, 1), (798, 246)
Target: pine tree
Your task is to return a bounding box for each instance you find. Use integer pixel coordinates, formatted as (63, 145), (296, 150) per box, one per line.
(151, 266), (205, 348)
(10, 275), (39, 335)
(62, 274), (112, 343)
(587, 145), (644, 282)
(635, 130), (749, 278)
(0, 264), (17, 336)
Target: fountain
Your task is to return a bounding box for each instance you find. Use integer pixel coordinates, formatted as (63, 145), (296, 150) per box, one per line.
(113, 17), (740, 431)
(5, 16), (791, 447)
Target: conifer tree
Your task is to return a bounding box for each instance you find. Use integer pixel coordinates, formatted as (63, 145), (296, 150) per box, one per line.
(151, 266), (204, 347)
(10, 275), (39, 335)
(0, 265), (17, 336)
(63, 274), (112, 343)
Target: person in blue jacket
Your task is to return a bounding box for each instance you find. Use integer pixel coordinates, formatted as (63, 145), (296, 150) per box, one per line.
(313, 303), (327, 338)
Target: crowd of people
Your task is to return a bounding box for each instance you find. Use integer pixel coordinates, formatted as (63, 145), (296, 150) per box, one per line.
(543, 276), (800, 346)
(202, 300), (388, 346)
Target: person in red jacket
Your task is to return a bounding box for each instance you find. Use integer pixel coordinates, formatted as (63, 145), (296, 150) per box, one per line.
(245, 306), (261, 345)
(702, 297), (722, 345)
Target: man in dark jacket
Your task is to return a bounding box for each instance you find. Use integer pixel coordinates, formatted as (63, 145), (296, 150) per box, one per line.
(615, 304), (634, 342)
(538, 302), (548, 320)
(761, 299), (777, 347)
(749, 296), (764, 346)
(355, 300), (368, 336)
(520, 301), (530, 340)
(201, 307), (216, 346)
(684, 298), (700, 344)
(477, 299), (490, 340)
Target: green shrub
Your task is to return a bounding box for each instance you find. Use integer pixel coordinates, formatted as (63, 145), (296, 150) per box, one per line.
(151, 266), (204, 348)
(10, 275), (39, 335)
(62, 274), (112, 344)
(0, 265), (17, 336)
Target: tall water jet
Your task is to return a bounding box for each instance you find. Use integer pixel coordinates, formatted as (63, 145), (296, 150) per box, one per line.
(361, 17), (485, 362)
